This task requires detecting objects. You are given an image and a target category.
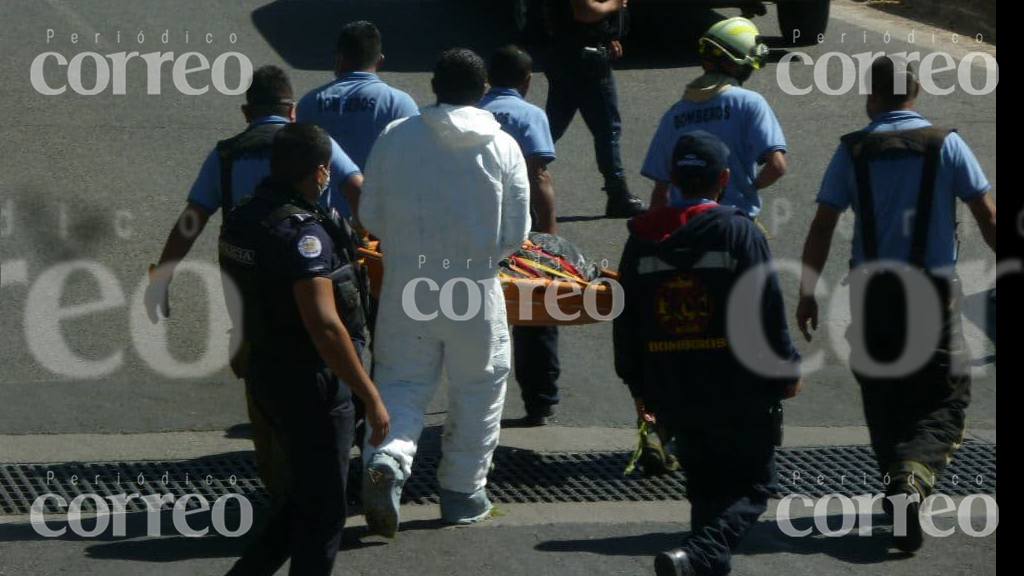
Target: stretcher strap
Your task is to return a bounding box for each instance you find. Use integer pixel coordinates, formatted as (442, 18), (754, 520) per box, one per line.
(519, 245), (586, 279)
(511, 256), (590, 285)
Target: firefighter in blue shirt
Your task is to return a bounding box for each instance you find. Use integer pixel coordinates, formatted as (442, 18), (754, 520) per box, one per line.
(297, 20), (418, 185)
(143, 66), (361, 503)
(221, 123), (389, 576)
(615, 131), (801, 576)
(641, 18), (787, 221)
(797, 55), (997, 553)
(480, 45), (560, 426)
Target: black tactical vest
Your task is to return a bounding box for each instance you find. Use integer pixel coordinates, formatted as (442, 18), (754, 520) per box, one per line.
(218, 181), (369, 375)
(214, 122), (286, 214)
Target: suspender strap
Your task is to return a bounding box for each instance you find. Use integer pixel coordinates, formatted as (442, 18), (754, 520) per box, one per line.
(851, 146), (879, 261)
(908, 137), (944, 267)
(840, 126), (953, 266)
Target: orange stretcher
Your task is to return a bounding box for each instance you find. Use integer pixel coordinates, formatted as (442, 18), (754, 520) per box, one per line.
(356, 242), (619, 326)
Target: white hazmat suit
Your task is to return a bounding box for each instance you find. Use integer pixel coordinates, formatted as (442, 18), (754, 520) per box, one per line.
(360, 104), (530, 495)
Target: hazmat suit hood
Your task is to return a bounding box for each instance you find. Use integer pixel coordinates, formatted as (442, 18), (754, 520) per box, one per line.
(359, 97), (530, 287)
(419, 104), (502, 148)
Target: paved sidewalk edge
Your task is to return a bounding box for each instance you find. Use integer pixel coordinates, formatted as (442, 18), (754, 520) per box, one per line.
(0, 426), (994, 465)
(0, 496), (990, 527)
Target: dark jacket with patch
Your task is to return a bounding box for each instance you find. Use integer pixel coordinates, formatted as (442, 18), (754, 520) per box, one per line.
(219, 178), (366, 367)
(613, 203), (800, 427)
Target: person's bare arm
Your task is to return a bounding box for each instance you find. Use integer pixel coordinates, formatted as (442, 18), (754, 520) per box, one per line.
(796, 204), (841, 341)
(294, 277), (390, 446)
(781, 377), (804, 399)
(755, 150), (787, 191)
(527, 157), (557, 234)
(144, 203), (211, 321)
(341, 173), (364, 224)
(649, 182), (670, 210)
(967, 193), (996, 253)
(571, 0), (626, 23)
(157, 203), (210, 269)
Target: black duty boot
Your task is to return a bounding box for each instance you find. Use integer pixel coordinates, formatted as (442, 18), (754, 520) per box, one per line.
(604, 179), (646, 218)
(655, 548), (697, 576)
(502, 405), (553, 428)
(890, 483), (925, 553)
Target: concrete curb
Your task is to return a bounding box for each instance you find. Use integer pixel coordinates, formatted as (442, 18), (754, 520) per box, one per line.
(855, 0), (996, 43)
(0, 426), (994, 465)
(2, 495), (983, 527)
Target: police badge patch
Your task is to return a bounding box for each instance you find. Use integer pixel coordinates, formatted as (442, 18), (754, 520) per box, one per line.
(297, 235), (323, 258)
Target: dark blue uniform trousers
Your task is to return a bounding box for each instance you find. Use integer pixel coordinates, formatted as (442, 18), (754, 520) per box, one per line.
(512, 324), (561, 413)
(672, 424), (776, 576)
(545, 52), (625, 184)
(228, 362), (355, 576)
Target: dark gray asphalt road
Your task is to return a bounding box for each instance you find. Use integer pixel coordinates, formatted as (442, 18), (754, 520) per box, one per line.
(0, 2), (998, 575)
(0, 0), (996, 432)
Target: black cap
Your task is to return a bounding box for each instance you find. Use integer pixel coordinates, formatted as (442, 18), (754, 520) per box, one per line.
(671, 130), (730, 189)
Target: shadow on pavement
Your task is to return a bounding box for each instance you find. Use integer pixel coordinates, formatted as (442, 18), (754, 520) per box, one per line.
(225, 422), (253, 440)
(537, 529), (682, 557)
(83, 524), (382, 562)
(555, 215), (608, 224)
(536, 515), (911, 565)
(251, 0), (516, 73)
(0, 511), (382, 563)
(250, 0), (766, 73)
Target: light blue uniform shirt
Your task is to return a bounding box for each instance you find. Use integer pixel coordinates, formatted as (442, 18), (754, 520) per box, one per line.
(816, 111), (990, 271)
(641, 86), (786, 218)
(297, 71), (419, 171)
(186, 116), (361, 217)
(478, 87), (556, 161)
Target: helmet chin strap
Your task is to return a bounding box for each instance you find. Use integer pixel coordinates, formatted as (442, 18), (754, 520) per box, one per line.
(732, 66), (754, 86)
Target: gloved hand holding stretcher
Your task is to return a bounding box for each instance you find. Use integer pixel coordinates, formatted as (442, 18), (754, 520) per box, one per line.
(357, 232), (619, 326)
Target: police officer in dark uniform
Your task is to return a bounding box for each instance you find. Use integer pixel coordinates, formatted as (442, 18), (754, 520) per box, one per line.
(221, 123), (389, 576)
(544, 0), (646, 217)
(798, 55), (996, 553)
(614, 131), (801, 576)
(144, 66), (362, 503)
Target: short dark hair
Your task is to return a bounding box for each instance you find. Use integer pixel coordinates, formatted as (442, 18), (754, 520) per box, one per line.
(270, 123), (332, 184)
(433, 48), (487, 105)
(869, 55), (920, 109)
(489, 45), (532, 88)
(246, 65), (294, 117)
(336, 21), (382, 70)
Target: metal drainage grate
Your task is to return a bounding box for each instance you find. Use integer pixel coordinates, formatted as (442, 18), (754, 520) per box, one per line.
(0, 443), (995, 515)
(401, 442), (996, 504)
(0, 457), (269, 516)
